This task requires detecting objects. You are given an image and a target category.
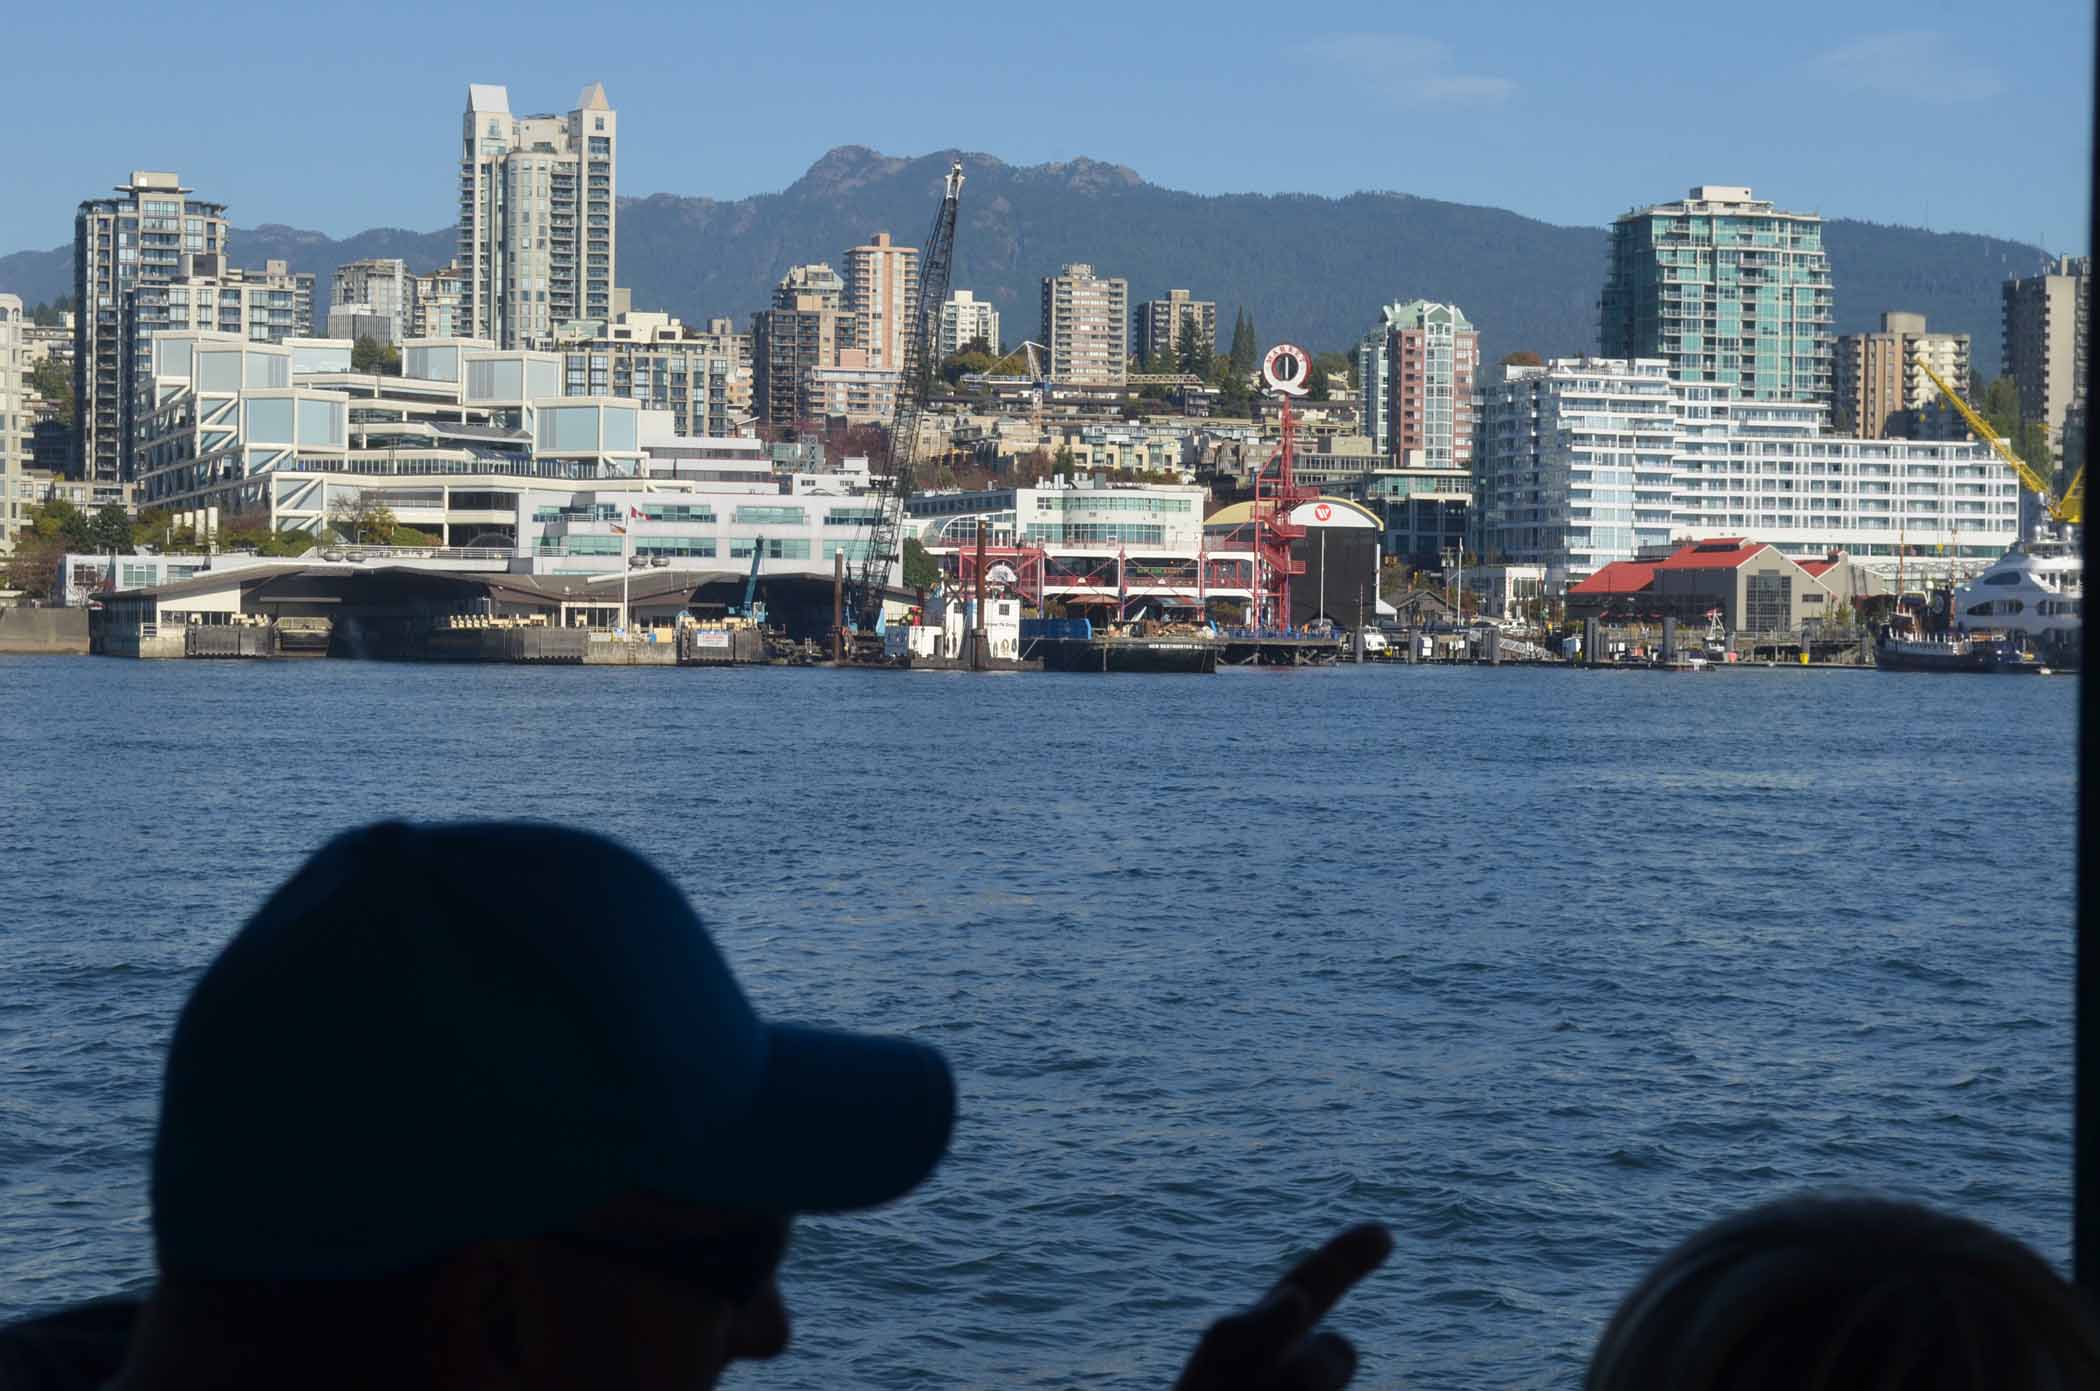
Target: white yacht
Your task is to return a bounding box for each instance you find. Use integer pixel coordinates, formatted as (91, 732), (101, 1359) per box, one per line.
(1952, 537), (2083, 659)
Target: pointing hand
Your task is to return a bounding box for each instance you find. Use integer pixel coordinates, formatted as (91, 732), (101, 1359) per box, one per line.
(1173, 1223), (1394, 1391)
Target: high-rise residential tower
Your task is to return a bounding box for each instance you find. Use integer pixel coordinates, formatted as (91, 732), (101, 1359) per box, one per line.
(937, 290), (1000, 359)
(844, 233), (919, 371)
(772, 263), (845, 312)
(2002, 254), (2090, 450)
(74, 171), (230, 485)
(1133, 289), (1216, 365)
(1600, 185), (1834, 412)
(1833, 312), (1970, 439)
(1357, 300), (1478, 469)
(458, 83), (616, 349)
(1041, 264), (1128, 386)
(0, 294), (26, 552)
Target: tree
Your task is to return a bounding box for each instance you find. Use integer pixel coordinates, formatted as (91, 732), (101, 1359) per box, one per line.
(329, 493), (397, 544)
(4, 535), (63, 598)
(940, 347), (997, 384)
(88, 505), (133, 556)
(1500, 351), (1543, 368)
(1306, 360), (1331, 402)
(27, 499), (93, 551)
(1177, 311), (1213, 381)
(27, 358), (73, 427)
(28, 296), (74, 328)
(1228, 309), (1258, 377)
(351, 336), (401, 375)
(1378, 559), (1415, 603)
(902, 536), (940, 593)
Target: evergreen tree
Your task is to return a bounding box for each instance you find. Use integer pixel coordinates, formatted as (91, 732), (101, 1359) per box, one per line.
(1229, 310), (1258, 376)
(88, 505), (134, 556)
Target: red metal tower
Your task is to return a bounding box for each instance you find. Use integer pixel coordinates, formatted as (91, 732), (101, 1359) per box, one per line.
(1249, 347), (1317, 629)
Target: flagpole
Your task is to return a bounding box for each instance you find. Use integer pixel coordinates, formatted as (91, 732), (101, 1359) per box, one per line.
(622, 517), (631, 635)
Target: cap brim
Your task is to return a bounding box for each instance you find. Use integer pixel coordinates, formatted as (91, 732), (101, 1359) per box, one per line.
(664, 1023), (955, 1215)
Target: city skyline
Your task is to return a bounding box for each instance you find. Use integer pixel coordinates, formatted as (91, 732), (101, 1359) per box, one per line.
(0, 0), (2091, 257)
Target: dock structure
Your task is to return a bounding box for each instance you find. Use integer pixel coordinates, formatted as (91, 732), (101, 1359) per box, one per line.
(1217, 631), (1345, 667)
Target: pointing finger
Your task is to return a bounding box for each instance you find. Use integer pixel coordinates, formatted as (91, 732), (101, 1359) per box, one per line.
(1269, 1224), (1394, 1331)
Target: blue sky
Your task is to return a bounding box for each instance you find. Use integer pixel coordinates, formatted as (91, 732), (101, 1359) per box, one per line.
(2, 0), (2091, 255)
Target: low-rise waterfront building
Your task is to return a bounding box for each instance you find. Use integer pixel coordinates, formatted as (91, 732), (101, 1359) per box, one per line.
(1565, 537), (1887, 634)
(908, 477), (1231, 615)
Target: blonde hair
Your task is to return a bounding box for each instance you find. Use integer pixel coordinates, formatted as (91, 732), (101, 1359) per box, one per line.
(1586, 1195), (2100, 1390)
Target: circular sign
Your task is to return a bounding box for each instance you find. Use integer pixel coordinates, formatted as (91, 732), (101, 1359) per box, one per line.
(1313, 503), (1333, 522)
(1261, 343), (1310, 397)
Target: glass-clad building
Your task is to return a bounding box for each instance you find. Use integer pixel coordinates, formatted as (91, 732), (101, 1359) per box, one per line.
(1600, 186), (1834, 413)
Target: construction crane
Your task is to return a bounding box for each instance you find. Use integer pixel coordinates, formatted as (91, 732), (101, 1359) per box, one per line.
(840, 160), (965, 652)
(733, 535), (765, 627)
(1917, 360), (2084, 527)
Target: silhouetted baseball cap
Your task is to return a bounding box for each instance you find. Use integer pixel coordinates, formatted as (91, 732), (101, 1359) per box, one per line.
(151, 821), (956, 1279)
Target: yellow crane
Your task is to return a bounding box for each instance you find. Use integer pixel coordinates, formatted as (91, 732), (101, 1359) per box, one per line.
(1916, 360), (2083, 526)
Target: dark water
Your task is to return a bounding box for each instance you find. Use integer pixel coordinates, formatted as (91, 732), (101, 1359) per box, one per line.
(0, 656), (2077, 1387)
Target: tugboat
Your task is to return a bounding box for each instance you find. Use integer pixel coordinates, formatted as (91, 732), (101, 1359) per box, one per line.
(1873, 600), (2046, 674)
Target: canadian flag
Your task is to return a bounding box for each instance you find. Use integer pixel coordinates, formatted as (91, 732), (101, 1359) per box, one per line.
(630, 506), (645, 521)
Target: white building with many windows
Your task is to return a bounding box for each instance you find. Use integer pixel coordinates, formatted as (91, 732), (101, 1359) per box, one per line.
(1475, 357), (2021, 588)
(938, 290), (1000, 358)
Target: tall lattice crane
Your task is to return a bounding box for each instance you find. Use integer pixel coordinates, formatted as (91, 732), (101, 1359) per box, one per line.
(1917, 360), (2084, 526)
(843, 160), (965, 639)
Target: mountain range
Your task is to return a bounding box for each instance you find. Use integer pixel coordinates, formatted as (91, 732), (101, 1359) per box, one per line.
(0, 147), (2055, 380)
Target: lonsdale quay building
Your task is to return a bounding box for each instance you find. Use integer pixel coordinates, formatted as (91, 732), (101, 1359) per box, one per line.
(129, 330), (898, 585)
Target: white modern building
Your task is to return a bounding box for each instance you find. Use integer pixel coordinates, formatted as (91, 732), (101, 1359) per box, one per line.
(938, 290), (1000, 358)
(134, 331), (643, 532)
(127, 329), (904, 593)
(1475, 357), (2021, 588)
(906, 478), (1249, 611)
(459, 83), (617, 348)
